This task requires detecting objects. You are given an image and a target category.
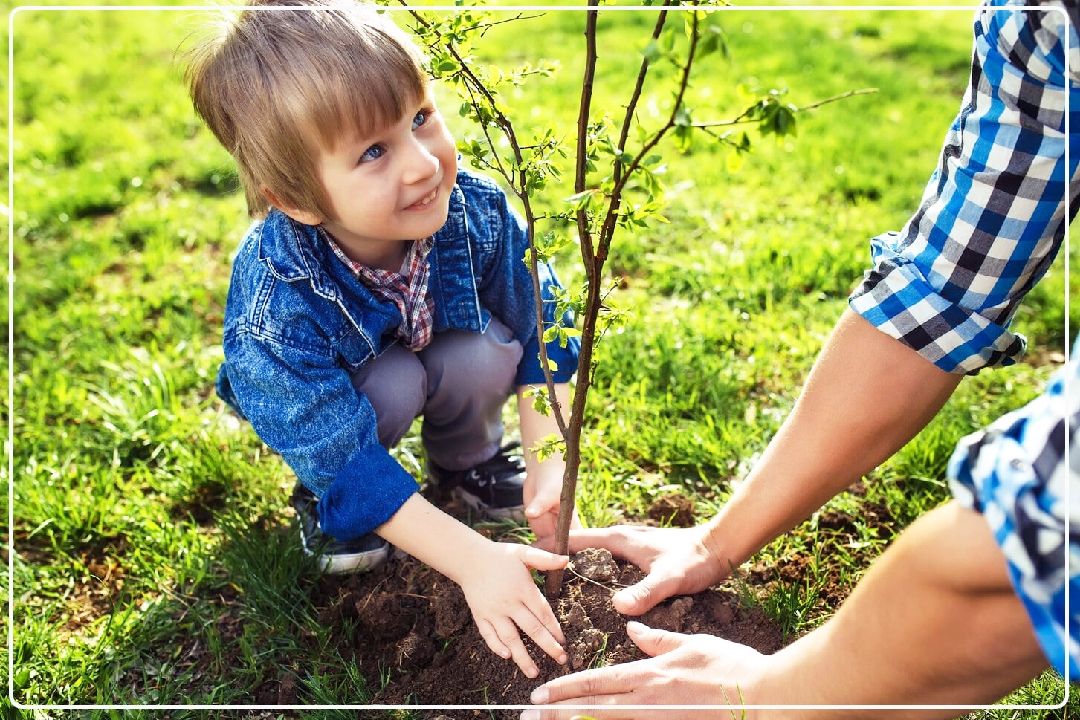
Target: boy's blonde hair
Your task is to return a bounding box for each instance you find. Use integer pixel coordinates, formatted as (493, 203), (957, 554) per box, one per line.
(185, 0), (428, 218)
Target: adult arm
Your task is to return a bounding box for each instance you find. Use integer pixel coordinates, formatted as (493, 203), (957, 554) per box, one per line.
(567, 311), (960, 614)
(526, 501), (1047, 720)
(566, 3), (1078, 615)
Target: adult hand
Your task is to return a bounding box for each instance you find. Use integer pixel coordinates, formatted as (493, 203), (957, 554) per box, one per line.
(520, 621), (769, 720)
(542, 524), (729, 615)
(455, 541), (569, 678)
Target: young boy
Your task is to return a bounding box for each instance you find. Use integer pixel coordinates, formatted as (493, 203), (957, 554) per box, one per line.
(185, 0), (580, 678)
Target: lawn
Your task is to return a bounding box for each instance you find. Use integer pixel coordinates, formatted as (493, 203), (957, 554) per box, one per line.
(5, 2), (1076, 716)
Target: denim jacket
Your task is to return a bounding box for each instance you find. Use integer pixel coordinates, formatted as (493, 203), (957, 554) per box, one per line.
(217, 168), (579, 540)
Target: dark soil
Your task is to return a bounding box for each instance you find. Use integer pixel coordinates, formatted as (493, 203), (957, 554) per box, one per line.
(307, 545), (784, 716)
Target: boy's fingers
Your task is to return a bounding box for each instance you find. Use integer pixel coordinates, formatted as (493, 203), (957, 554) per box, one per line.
(477, 618), (511, 660)
(526, 490), (559, 518)
(513, 607), (567, 665)
(519, 546), (569, 571)
(494, 618), (539, 679)
(531, 534), (557, 553)
(524, 585), (566, 645)
(531, 590), (566, 645)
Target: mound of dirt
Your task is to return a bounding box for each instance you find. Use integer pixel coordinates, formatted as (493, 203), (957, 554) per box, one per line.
(307, 546), (784, 716)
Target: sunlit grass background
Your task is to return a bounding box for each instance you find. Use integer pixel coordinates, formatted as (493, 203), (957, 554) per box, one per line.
(5, 2), (1076, 715)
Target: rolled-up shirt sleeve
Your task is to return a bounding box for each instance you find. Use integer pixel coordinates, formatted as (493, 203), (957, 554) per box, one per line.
(849, 2), (1079, 374)
(947, 336), (1079, 678)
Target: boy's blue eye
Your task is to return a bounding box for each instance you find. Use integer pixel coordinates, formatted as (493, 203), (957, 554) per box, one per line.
(359, 144), (385, 164)
(412, 110), (428, 130)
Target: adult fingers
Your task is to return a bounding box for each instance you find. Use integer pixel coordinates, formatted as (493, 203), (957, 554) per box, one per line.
(530, 663), (640, 704)
(513, 606), (567, 665)
(521, 697), (641, 720)
(611, 569), (682, 616)
(626, 621), (687, 658)
(532, 515), (586, 552)
(493, 617), (540, 679)
(564, 526), (632, 555)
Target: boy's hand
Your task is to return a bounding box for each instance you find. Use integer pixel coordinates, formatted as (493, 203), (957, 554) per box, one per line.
(525, 473), (581, 545)
(454, 541), (569, 678)
(517, 383), (578, 546)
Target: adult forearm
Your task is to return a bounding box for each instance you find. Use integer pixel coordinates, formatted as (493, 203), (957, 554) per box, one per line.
(703, 310), (961, 569)
(755, 502), (1046, 716)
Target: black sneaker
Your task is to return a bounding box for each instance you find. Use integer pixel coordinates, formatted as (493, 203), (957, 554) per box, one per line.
(290, 485), (390, 574)
(429, 442), (526, 521)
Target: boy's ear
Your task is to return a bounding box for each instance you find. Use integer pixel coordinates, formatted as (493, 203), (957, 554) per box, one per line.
(261, 186), (323, 226)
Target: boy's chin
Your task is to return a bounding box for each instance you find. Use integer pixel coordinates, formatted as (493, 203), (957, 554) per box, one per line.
(417, 204), (452, 237)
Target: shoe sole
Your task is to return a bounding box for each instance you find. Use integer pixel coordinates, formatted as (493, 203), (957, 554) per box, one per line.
(454, 487), (525, 522)
(298, 528), (390, 574)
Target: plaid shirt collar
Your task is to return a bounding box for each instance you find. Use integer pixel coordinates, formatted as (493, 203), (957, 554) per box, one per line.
(324, 232), (436, 351)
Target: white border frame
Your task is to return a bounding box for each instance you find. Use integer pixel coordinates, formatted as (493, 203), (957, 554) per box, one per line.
(6, 2), (1072, 713)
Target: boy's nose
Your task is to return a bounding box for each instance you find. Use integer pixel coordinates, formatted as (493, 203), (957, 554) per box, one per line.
(402, 138), (440, 185)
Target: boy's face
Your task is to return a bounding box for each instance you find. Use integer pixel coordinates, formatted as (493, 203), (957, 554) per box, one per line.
(315, 89), (457, 268)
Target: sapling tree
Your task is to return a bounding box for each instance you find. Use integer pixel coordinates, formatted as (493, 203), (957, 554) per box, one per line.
(402, 2), (869, 598)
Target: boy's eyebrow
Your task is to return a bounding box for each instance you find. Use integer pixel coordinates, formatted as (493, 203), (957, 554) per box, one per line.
(336, 93), (433, 151)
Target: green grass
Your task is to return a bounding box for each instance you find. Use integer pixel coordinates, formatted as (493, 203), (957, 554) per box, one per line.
(6, 3), (1076, 714)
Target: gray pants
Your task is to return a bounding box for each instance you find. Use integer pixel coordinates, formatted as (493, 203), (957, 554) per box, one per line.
(350, 317), (523, 471)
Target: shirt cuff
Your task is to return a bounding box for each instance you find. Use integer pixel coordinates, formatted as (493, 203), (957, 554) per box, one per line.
(317, 443), (418, 540)
(849, 255), (1027, 374)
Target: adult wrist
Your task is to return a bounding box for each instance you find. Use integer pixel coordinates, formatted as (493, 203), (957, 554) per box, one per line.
(699, 516), (745, 579)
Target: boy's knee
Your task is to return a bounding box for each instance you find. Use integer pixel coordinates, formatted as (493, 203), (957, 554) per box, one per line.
(351, 346), (426, 445)
(424, 319), (522, 397)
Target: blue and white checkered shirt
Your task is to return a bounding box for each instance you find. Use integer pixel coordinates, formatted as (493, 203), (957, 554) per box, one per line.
(849, 0), (1079, 374)
(948, 335), (1079, 680)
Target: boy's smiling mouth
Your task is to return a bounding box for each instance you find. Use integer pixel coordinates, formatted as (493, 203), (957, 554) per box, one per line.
(405, 187), (439, 211)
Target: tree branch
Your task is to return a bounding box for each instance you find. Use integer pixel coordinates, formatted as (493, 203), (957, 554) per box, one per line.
(405, 5), (570, 440)
(614, 2), (673, 191)
(597, 6), (701, 265)
(690, 87), (878, 129)
(573, 0), (601, 274)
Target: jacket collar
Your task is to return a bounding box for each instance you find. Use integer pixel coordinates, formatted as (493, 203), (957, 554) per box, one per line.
(254, 184), (478, 332)
(256, 209), (342, 302)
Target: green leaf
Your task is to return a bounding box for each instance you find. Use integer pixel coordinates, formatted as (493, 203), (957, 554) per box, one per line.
(698, 25), (728, 59)
(643, 40), (662, 64)
(435, 57), (459, 74)
(775, 105), (798, 136)
(674, 106), (693, 128)
(659, 28), (676, 54)
(565, 189), (597, 212)
(674, 123), (693, 153)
